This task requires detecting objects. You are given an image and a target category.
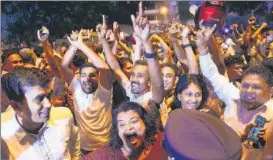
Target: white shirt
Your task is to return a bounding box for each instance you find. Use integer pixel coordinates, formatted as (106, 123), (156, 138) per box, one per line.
(122, 81), (153, 110)
(69, 76), (112, 151)
(200, 53), (273, 160)
(1, 107), (80, 160)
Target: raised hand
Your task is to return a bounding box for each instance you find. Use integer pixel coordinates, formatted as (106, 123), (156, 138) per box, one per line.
(106, 29), (115, 41)
(130, 1), (150, 42)
(96, 15), (108, 40)
(131, 15), (150, 42)
(248, 16), (256, 24)
(67, 31), (83, 48)
(196, 20), (217, 52)
(138, 1), (143, 17)
(37, 26), (49, 42)
(79, 29), (91, 40)
(168, 20), (182, 35)
(96, 24), (107, 40)
(231, 23), (238, 30)
(113, 21), (120, 41)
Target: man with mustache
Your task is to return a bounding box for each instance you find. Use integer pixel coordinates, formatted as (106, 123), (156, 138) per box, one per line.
(197, 23), (273, 160)
(61, 31), (113, 155)
(1, 67), (80, 159)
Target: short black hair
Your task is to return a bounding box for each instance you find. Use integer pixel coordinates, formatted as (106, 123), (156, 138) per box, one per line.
(19, 48), (35, 64)
(161, 63), (178, 77)
(134, 60), (148, 67)
(261, 58), (273, 75)
(72, 51), (87, 67)
(242, 65), (273, 87)
(118, 57), (133, 69)
(79, 62), (98, 74)
(1, 67), (51, 102)
(1, 48), (21, 63)
(224, 55), (244, 68)
(60, 42), (69, 48)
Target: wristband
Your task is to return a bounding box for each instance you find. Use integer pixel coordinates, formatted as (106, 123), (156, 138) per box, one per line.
(182, 44), (192, 49)
(144, 51), (157, 59)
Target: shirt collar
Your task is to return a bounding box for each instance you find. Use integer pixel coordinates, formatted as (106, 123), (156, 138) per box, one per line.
(14, 114), (55, 141)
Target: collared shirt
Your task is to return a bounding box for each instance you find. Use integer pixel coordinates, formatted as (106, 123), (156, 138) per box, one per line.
(200, 53), (273, 160)
(1, 107), (80, 160)
(122, 81), (153, 110)
(69, 76), (112, 151)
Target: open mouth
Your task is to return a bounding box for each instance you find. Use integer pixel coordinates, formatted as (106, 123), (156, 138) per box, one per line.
(126, 133), (138, 144)
(84, 83), (93, 88)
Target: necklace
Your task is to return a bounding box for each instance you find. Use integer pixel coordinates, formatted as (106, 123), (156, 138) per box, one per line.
(15, 114), (43, 134)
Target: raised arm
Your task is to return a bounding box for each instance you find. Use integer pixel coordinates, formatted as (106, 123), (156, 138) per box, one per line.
(180, 26), (199, 74)
(37, 27), (63, 79)
(131, 33), (142, 63)
(150, 34), (173, 64)
(131, 13), (164, 104)
(169, 23), (188, 66)
(61, 43), (78, 85)
(96, 21), (129, 86)
(197, 23), (239, 115)
(112, 22), (120, 56)
(67, 31), (112, 90)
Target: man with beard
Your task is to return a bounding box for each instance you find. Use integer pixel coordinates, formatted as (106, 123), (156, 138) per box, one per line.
(1, 67), (80, 159)
(97, 12), (164, 110)
(197, 23), (273, 160)
(61, 31), (112, 155)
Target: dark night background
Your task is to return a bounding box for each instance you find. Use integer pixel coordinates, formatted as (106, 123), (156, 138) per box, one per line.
(1, 1), (272, 45)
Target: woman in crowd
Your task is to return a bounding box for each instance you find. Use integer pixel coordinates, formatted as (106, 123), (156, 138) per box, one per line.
(83, 101), (167, 160)
(172, 74), (209, 110)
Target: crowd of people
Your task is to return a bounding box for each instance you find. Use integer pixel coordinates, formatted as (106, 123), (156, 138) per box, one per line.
(1, 2), (273, 160)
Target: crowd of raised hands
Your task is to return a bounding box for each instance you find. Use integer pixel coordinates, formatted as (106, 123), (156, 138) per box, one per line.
(1, 1), (273, 160)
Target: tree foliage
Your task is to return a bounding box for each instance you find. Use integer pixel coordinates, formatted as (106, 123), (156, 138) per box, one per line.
(1, 1), (140, 45)
(224, 1), (267, 15)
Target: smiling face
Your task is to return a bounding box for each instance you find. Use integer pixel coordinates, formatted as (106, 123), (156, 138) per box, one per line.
(178, 83), (202, 110)
(162, 66), (177, 92)
(79, 67), (98, 94)
(60, 46), (67, 57)
(122, 61), (133, 78)
(17, 85), (52, 123)
(240, 74), (272, 110)
(117, 110), (146, 149)
(3, 54), (24, 72)
(130, 65), (150, 95)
